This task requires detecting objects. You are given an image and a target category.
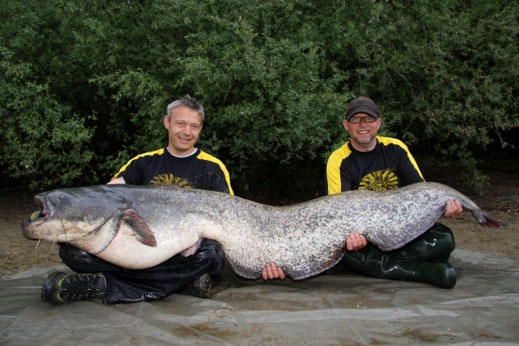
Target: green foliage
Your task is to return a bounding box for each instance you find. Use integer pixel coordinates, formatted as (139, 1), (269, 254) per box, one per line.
(0, 50), (94, 188)
(348, 1), (519, 189)
(0, 0), (517, 198)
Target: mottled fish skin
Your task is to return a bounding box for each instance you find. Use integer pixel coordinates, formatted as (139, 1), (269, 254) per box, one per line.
(21, 182), (499, 280)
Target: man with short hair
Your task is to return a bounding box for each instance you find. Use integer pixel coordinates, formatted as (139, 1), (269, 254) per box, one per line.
(41, 95), (233, 304)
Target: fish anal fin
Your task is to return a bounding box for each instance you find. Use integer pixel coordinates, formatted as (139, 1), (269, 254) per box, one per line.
(225, 258), (262, 280)
(288, 241), (349, 281)
(121, 209), (157, 247)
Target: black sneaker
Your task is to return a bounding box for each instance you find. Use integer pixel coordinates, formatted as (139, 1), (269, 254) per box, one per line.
(183, 273), (212, 298)
(41, 271), (107, 304)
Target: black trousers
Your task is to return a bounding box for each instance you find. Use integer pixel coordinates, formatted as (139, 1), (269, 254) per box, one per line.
(59, 239), (225, 304)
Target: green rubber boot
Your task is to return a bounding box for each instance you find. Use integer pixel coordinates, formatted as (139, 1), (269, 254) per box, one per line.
(341, 242), (456, 288)
(394, 223), (456, 263)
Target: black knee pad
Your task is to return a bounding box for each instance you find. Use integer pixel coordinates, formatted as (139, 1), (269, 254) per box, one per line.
(59, 244), (119, 273)
(198, 240), (225, 274)
(59, 244), (96, 264)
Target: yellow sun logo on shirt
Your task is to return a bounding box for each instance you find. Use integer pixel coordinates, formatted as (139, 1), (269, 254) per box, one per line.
(151, 174), (193, 188)
(359, 169), (399, 191)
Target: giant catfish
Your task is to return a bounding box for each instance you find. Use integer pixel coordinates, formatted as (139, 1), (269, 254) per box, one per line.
(22, 182), (500, 280)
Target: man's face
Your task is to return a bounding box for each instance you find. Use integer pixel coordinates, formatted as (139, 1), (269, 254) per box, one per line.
(163, 105), (203, 156)
(343, 113), (381, 152)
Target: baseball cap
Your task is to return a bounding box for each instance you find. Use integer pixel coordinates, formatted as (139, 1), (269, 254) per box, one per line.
(345, 96), (380, 120)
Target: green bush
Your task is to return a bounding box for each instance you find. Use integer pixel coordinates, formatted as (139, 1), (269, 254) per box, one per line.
(0, 0), (517, 199)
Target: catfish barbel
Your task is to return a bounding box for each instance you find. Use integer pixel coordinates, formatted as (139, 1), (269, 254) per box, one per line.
(21, 182), (499, 280)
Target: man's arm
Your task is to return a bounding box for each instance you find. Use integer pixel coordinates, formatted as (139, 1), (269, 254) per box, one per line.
(326, 149), (352, 194)
(107, 177), (126, 184)
(391, 138), (425, 185)
(394, 143), (462, 218)
(210, 168), (234, 195)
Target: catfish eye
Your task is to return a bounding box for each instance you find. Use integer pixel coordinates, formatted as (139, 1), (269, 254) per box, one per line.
(59, 194), (65, 200)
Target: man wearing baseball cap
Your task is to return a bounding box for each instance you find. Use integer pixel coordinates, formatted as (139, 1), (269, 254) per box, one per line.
(262, 96), (463, 286)
(325, 96), (462, 288)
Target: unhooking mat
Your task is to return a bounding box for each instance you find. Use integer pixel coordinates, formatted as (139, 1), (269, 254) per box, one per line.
(1, 248), (519, 345)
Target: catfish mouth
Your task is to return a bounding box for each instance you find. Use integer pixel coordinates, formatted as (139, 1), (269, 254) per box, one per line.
(22, 195), (55, 235)
(31, 196), (52, 220)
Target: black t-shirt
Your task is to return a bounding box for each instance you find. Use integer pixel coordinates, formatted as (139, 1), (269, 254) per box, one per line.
(112, 148), (233, 194)
(326, 136), (424, 193)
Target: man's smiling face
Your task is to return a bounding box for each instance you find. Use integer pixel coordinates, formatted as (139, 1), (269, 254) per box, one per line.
(343, 113), (381, 152)
(163, 105), (203, 156)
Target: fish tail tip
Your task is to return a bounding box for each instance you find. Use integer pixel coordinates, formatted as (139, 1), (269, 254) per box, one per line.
(473, 210), (501, 228)
(481, 216), (501, 228)
(483, 221), (501, 228)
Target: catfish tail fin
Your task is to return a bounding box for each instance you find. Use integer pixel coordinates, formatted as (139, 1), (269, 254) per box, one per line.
(471, 209), (501, 228)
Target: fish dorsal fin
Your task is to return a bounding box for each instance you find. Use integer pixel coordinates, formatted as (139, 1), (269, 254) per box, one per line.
(121, 209), (157, 247)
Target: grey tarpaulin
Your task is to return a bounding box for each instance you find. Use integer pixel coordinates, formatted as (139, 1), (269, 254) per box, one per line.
(1, 248), (519, 345)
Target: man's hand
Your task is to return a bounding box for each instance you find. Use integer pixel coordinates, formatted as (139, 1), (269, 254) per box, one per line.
(262, 263), (286, 280)
(443, 199), (463, 219)
(346, 232), (367, 251)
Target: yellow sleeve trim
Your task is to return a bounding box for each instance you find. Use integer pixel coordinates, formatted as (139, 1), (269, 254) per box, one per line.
(111, 148), (165, 181)
(377, 136), (424, 180)
(326, 143), (352, 195)
(197, 151), (234, 195)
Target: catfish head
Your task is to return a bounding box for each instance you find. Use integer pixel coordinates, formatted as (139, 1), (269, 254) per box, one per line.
(21, 185), (156, 254)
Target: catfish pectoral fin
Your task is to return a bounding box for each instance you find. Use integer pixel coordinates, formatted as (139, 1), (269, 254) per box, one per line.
(121, 209), (157, 247)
